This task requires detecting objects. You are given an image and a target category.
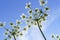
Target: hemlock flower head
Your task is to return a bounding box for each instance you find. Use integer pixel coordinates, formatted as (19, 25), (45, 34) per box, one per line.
(20, 32), (23, 36)
(56, 35), (59, 38)
(35, 8), (39, 12)
(28, 25), (31, 28)
(26, 19), (30, 23)
(40, 0), (48, 6)
(29, 15), (32, 19)
(5, 31), (9, 35)
(52, 35), (54, 38)
(20, 13), (26, 20)
(10, 22), (14, 26)
(0, 22), (5, 27)
(0, 0), (50, 40)
(44, 6), (50, 11)
(23, 27), (26, 31)
(25, 2), (31, 9)
(16, 19), (21, 25)
(28, 9), (32, 14)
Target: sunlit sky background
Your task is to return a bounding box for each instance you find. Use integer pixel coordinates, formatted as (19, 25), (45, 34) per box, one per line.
(0, 0), (60, 40)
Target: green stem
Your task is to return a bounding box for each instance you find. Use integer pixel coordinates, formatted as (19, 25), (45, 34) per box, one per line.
(37, 21), (46, 40)
(13, 35), (16, 40)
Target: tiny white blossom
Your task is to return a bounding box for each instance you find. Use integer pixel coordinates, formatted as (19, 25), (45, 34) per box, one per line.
(40, 0), (48, 6)
(35, 8), (39, 12)
(0, 22), (6, 27)
(16, 19), (21, 25)
(44, 6), (50, 12)
(28, 9), (32, 14)
(20, 13), (26, 20)
(25, 2), (31, 9)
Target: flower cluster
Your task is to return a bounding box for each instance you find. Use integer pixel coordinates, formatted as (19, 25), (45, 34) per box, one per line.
(4, 19), (30, 40)
(20, 0), (49, 29)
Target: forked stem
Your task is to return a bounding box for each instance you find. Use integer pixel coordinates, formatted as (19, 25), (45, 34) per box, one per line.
(37, 21), (46, 40)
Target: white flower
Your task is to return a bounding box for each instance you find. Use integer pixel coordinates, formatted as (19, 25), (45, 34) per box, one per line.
(0, 22), (6, 27)
(16, 19), (21, 25)
(35, 8), (39, 12)
(28, 9), (32, 14)
(25, 2), (31, 9)
(20, 13), (26, 20)
(40, 0), (48, 6)
(44, 6), (50, 11)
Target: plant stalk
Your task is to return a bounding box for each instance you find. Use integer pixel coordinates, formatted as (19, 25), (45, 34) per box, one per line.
(37, 21), (46, 40)
(13, 35), (16, 40)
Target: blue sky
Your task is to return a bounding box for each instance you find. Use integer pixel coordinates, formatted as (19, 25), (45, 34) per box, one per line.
(0, 0), (60, 40)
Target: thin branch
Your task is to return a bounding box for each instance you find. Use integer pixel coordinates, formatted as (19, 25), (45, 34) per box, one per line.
(37, 21), (46, 40)
(13, 35), (16, 40)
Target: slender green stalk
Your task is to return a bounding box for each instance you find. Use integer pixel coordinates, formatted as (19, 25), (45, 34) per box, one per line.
(13, 35), (16, 40)
(37, 21), (46, 40)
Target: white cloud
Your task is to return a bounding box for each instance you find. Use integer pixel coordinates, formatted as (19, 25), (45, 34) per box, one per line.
(28, 26), (44, 40)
